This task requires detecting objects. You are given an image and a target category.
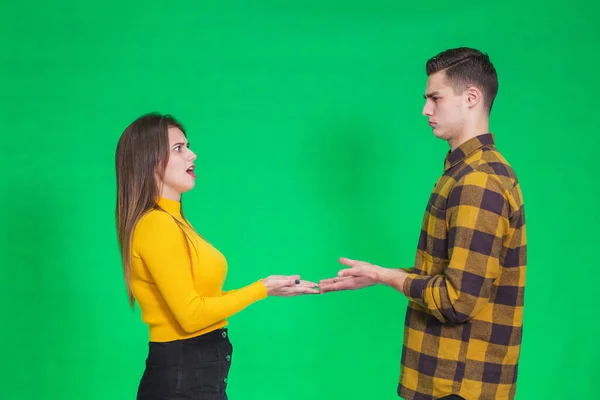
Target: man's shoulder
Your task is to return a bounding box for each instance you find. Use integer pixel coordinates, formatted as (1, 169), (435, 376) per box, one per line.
(465, 146), (519, 190)
(454, 146), (526, 212)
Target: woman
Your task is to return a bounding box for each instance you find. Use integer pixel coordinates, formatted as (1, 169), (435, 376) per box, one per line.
(115, 112), (318, 399)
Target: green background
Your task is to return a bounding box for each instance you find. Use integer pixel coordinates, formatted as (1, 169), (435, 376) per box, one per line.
(1, 1), (598, 399)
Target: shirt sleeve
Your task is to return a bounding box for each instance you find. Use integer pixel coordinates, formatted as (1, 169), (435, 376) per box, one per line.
(135, 212), (267, 333)
(402, 171), (511, 324)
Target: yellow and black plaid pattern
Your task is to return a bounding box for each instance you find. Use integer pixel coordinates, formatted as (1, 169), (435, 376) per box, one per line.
(399, 134), (526, 400)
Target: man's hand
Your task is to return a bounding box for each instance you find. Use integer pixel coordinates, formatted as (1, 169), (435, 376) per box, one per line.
(319, 276), (376, 293)
(319, 257), (410, 294)
(319, 258), (382, 293)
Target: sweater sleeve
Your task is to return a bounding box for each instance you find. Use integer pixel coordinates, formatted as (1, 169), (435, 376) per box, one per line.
(135, 212), (267, 333)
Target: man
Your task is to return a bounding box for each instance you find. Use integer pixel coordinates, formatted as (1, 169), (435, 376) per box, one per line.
(320, 47), (526, 400)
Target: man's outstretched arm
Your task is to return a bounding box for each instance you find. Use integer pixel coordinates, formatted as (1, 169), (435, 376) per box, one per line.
(320, 172), (511, 325)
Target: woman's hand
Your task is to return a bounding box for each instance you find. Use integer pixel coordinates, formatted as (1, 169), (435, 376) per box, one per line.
(261, 275), (320, 297)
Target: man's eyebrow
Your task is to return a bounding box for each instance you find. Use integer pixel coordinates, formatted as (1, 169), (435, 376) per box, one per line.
(424, 91), (440, 99)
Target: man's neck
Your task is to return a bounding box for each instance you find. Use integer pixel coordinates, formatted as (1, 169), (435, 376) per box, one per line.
(448, 120), (490, 151)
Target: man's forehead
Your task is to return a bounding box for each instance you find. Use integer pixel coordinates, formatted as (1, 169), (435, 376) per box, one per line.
(426, 71), (449, 90)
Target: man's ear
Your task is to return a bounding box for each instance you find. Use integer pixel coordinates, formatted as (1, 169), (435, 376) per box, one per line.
(465, 86), (482, 109)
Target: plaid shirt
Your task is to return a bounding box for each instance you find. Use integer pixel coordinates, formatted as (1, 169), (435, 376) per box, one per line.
(399, 133), (526, 400)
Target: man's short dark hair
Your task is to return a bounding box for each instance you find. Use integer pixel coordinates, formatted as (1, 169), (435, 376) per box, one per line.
(426, 47), (498, 113)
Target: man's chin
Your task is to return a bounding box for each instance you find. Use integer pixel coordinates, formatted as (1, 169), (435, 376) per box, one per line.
(432, 128), (446, 140)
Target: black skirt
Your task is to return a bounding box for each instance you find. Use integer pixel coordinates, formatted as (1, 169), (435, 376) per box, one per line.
(137, 328), (233, 400)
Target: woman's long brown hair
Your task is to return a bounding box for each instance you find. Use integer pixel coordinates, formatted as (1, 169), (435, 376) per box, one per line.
(115, 112), (195, 308)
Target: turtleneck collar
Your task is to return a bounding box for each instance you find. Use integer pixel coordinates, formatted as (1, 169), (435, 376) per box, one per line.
(157, 196), (182, 216)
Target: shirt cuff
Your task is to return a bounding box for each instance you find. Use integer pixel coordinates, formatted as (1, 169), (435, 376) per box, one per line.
(403, 273), (433, 309)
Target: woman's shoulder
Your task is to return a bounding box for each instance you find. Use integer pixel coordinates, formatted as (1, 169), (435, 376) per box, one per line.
(135, 208), (179, 233)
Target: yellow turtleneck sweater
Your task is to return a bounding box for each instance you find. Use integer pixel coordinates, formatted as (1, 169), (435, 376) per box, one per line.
(130, 197), (267, 342)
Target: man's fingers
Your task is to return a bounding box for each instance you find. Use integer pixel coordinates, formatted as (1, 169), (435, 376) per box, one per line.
(339, 257), (360, 267)
(319, 276), (352, 293)
(338, 267), (366, 278)
(320, 280), (355, 293)
(321, 282), (350, 292)
(319, 278), (337, 285)
(320, 276), (352, 284)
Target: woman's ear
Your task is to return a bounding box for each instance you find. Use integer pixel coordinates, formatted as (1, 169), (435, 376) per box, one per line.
(154, 162), (163, 184)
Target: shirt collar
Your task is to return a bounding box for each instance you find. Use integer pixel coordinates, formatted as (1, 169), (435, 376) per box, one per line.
(444, 133), (495, 171)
